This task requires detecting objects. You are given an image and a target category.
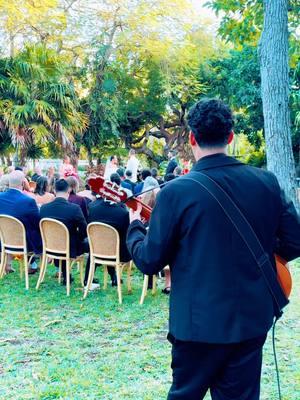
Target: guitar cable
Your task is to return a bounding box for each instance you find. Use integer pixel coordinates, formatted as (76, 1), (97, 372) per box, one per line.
(272, 317), (282, 400)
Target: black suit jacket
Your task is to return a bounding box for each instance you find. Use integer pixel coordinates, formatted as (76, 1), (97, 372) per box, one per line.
(88, 198), (131, 263)
(166, 158), (178, 174)
(127, 154), (300, 343)
(40, 197), (87, 258)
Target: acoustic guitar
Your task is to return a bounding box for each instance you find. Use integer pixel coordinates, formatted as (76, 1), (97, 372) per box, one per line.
(88, 176), (292, 298)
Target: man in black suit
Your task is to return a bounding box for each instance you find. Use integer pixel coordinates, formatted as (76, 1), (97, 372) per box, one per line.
(165, 150), (178, 175)
(40, 179), (92, 286)
(126, 99), (300, 400)
(85, 197), (131, 286)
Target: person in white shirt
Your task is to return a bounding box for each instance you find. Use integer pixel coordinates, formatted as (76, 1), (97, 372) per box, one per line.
(126, 149), (139, 183)
(104, 155), (118, 180)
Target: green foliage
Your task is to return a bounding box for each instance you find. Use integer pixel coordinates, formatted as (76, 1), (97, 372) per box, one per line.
(0, 45), (87, 160)
(199, 45), (263, 148)
(0, 0), (298, 166)
(199, 45), (300, 155)
(0, 130), (13, 155)
(205, 0), (298, 53)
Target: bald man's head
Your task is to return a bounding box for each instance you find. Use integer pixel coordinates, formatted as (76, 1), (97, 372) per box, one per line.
(9, 170), (25, 190)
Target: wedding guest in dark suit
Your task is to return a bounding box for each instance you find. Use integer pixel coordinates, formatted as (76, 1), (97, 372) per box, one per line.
(85, 196), (131, 286)
(66, 176), (88, 220)
(0, 170), (42, 273)
(40, 179), (94, 287)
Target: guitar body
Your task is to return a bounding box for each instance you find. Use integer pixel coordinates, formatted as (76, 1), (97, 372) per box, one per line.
(275, 255), (292, 298)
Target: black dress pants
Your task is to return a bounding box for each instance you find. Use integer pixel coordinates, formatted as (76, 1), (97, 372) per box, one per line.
(54, 239), (90, 281)
(83, 256), (116, 285)
(167, 334), (267, 400)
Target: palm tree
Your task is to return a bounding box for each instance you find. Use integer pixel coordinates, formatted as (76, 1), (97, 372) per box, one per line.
(0, 45), (88, 164)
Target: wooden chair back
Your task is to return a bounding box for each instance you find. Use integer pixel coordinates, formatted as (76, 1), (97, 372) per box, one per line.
(40, 218), (69, 255)
(0, 215), (26, 251)
(87, 222), (120, 261)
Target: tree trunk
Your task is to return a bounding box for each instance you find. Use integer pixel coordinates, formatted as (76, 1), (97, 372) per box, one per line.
(87, 149), (94, 167)
(19, 146), (27, 167)
(6, 155), (12, 166)
(9, 32), (15, 58)
(259, 0), (299, 211)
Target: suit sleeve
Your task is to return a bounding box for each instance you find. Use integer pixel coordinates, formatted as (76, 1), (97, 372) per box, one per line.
(26, 198), (42, 253)
(74, 206), (87, 240)
(276, 189), (300, 261)
(81, 198), (88, 221)
(126, 188), (178, 275)
(27, 198), (41, 228)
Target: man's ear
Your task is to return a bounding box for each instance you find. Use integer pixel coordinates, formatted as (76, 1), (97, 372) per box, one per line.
(228, 131), (234, 145)
(189, 131), (197, 146)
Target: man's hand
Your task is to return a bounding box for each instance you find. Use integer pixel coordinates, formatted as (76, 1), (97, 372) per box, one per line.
(130, 202), (142, 223)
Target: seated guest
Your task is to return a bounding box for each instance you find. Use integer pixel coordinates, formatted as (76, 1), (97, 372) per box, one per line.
(134, 168), (151, 195)
(40, 179), (94, 287)
(151, 168), (164, 186)
(77, 183), (94, 204)
(141, 177), (160, 209)
(32, 166), (42, 182)
(116, 167), (133, 193)
(0, 174), (9, 192)
(49, 173), (60, 194)
(66, 176), (88, 220)
(174, 166), (182, 177)
(15, 166), (32, 195)
(22, 178), (32, 195)
(164, 172), (176, 183)
(110, 172), (132, 196)
(124, 170), (136, 193)
(110, 172), (121, 186)
(86, 195), (131, 286)
(116, 167), (125, 179)
(0, 171), (42, 273)
(29, 176), (55, 206)
(77, 175), (97, 203)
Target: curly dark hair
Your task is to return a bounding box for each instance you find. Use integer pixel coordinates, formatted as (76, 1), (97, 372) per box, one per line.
(187, 98), (234, 148)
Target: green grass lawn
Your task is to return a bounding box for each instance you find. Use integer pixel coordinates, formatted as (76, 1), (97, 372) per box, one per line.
(0, 261), (299, 400)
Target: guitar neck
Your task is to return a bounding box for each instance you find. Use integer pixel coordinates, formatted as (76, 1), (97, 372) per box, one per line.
(88, 175), (153, 220)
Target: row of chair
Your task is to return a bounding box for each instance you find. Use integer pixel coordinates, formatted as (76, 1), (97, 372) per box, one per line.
(0, 215), (157, 304)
